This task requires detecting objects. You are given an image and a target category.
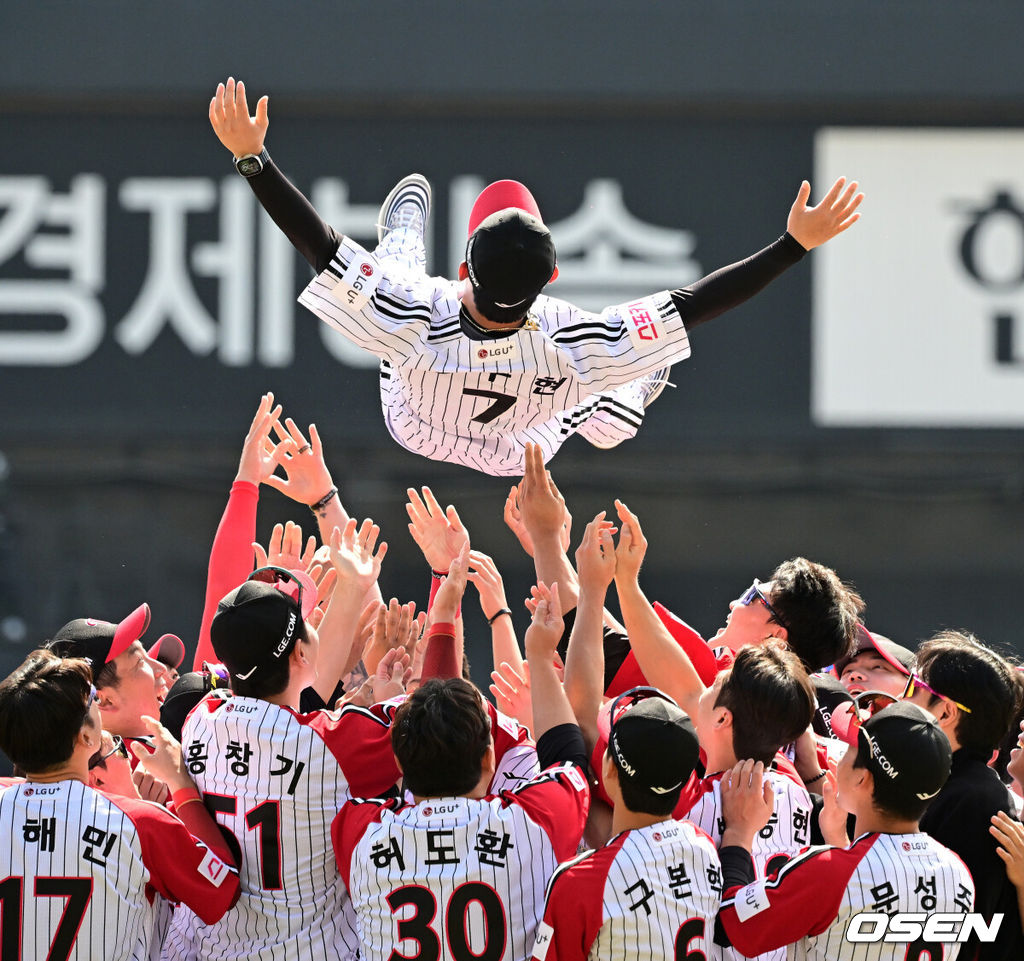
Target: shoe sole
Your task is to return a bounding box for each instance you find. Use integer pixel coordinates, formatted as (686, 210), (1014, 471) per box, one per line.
(377, 174), (432, 242)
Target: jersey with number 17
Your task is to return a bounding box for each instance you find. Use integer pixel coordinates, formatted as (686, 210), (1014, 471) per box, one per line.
(162, 695), (401, 961)
(298, 237), (691, 476)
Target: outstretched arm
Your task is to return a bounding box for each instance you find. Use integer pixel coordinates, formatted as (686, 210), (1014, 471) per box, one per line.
(673, 177), (863, 332)
(209, 77), (339, 273)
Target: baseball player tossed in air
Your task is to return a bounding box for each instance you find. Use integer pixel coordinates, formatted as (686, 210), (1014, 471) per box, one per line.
(0, 650), (240, 961)
(531, 687), (722, 961)
(332, 582), (590, 961)
(716, 702), (976, 961)
(209, 78), (863, 476)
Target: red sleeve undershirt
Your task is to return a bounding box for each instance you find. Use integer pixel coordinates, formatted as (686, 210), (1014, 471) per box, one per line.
(193, 480), (259, 670)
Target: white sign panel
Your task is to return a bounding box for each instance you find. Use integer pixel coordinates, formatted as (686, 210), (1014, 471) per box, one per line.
(813, 128), (1024, 426)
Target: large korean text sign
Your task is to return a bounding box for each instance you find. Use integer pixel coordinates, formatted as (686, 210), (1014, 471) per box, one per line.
(813, 128), (1024, 426)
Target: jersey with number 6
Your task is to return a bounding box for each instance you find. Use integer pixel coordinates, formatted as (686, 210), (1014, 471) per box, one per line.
(333, 762), (590, 961)
(0, 779), (237, 961)
(531, 818), (721, 961)
(298, 237), (691, 476)
(683, 765), (813, 961)
(162, 695), (400, 961)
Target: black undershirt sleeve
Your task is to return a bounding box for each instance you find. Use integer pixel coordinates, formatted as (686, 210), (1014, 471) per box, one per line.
(246, 154), (342, 274)
(714, 846), (757, 948)
(671, 233), (807, 332)
(536, 722), (589, 771)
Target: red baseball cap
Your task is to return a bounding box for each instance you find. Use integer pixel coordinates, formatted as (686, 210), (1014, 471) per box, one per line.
(467, 180), (545, 236)
(50, 603), (152, 667)
(148, 633), (186, 670)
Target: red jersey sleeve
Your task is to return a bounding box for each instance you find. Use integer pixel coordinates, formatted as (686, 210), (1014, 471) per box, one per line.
(194, 480), (259, 670)
(533, 841), (623, 961)
(301, 703), (402, 798)
(719, 835), (875, 956)
(332, 797), (403, 892)
(500, 763), (590, 862)
(114, 795), (240, 924)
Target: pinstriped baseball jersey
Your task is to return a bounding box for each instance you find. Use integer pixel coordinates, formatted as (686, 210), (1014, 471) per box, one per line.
(297, 235), (690, 476)
(162, 696), (400, 961)
(488, 702), (540, 791)
(531, 818), (721, 961)
(683, 767), (814, 961)
(0, 779), (236, 961)
(334, 762), (590, 961)
(719, 832), (975, 960)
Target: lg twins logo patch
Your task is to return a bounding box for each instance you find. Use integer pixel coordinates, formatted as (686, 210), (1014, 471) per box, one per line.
(360, 263), (374, 277)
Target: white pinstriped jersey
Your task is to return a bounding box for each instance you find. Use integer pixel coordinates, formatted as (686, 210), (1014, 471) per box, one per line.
(720, 832), (975, 961)
(298, 235), (691, 475)
(532, 818), (721, 961)
(684, 767), (813, 961)
(0, 779), (236, 961)
(334, 762), (590, 961)
(162, 695), (400, 961)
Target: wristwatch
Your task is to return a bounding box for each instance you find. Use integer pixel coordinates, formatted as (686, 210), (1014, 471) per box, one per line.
(234, 148), (270, 178)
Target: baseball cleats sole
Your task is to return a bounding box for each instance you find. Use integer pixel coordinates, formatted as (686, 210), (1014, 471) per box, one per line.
(377, 174), (431, 243)
(638, 366), (676, 408)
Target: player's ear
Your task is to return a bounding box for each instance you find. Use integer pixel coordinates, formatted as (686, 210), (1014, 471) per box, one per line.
(95, 687), (118, 714)
(714, 705), (733, 731)
(458, 262), (469, 281)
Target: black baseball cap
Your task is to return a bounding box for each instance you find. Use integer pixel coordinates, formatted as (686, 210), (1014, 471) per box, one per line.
(811, 673), (855, 739)
(211, 572), (315, 682)
(49, 604), (152, 668)
(841, 701), (952, 803)
(160, 670), (231, 741)
(465, 180), (557, 309)
(834, 624), (915, 679)
(148, 633), (185, 671)
(606, 687), (700, 800)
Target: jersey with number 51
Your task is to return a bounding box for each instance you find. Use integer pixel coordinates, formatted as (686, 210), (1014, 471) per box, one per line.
(162, 695), (400, 961)
(298, 237), (691, 476)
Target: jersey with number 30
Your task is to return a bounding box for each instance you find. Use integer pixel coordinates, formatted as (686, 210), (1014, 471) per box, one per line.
(333, 762), (590, 961)
(162, 695), (400, 961)
(298, 237), (691, 476)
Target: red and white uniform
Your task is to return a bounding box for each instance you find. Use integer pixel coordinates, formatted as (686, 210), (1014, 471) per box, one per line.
(299, 233), (692, 476)
(489, 702), (541, 790)
(531, 818), (721, 961)
(684, 765), (813, 961)
(719, 832), (975, 960)
(334, 762), (590, 961)
(163, 696), (400, 961)
(0, 779), (237, 961)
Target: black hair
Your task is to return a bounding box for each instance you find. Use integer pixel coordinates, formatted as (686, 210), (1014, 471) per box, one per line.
(852, 736), (934, 822)
(392, 678), (490, 797)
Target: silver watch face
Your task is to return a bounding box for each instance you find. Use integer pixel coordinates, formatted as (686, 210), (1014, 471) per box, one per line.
(237, 155), (263, 177)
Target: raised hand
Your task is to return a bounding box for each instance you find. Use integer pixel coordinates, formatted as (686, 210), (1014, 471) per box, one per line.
(518, 444), (567, 540)
(406, 487), (470, 573)
(252, 520), (317, 573)
(235, 393), (292, 486)
(504, 483), (572, 558)
(786, 177), (863, 251)
(431, 543), (470, 623)
(489, 661), (534, 732)
(612, 499), (648, 582)
(209, 77), (268, 159)
(264, 418), (336, 508)
(363, 598), (423, 675)
(991, 811), (1024, 888)
(819, 769), (851, 848)
(720, 759), (776, 850)
(523, 581), (563, 663)
(372, 647), (414, 703)
(575, 512), (617, 593)
(329, 518), (387, 596)
(466, 551), (510, 621)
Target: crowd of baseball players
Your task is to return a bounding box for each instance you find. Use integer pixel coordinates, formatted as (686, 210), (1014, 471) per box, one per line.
(1, 394), (1023, 961)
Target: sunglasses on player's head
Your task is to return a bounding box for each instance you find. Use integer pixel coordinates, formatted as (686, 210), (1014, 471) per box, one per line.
(902, 673), (972, 714)
(247, 565), (305, 613)
(738, 579), (789, 630)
